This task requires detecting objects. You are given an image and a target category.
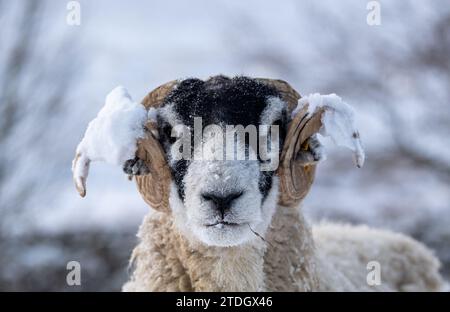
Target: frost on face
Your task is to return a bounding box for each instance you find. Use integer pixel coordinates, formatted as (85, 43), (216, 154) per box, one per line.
(293, 93), (365, 168)
(72, 86), (148, 196)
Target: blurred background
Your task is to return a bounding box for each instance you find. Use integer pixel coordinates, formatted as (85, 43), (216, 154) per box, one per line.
(0, 0), (449, 291)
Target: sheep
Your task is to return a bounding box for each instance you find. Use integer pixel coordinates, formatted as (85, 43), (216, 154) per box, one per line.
(122, 205), (443, 291)
(73, 75), (445, 291)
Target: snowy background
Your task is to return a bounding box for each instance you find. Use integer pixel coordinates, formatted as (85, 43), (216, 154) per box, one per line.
(0, 0), (449, 291)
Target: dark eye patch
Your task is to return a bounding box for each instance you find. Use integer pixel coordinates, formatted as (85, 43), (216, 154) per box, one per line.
(163, 124), (176, 145)
(259, 171), (273, 199)
(157, 119), (176, 149)
(172, 159), (188, 200)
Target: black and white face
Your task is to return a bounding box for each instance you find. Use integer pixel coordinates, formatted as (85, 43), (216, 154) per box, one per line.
(156, 76), (288, 247)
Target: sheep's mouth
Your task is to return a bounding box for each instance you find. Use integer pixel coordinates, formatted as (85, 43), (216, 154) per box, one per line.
(204, 221), (243, 227)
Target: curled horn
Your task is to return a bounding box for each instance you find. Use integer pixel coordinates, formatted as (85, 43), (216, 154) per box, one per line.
(133, 81), (178, 213)
(256, 78), (324, 207)
(278, 105), (325, 206)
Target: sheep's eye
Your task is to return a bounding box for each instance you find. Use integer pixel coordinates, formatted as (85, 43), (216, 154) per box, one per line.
(163, 124), (176, 144)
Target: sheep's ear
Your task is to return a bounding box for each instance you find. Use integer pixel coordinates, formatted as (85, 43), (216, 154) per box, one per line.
(134, 120), (172, 213)
(277, 105), (325, 207)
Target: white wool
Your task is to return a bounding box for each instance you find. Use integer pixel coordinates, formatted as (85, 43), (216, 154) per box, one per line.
(75, 86), (148, 166)
(293, 93), (365, 168)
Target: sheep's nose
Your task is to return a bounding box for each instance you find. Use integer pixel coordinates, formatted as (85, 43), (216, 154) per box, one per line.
(202, 192), (243, 217)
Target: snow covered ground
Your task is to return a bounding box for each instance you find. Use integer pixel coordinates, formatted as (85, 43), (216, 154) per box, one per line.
(1, 0), (449, 290)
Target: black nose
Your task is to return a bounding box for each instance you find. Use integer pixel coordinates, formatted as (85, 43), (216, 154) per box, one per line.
(201, 191), (243, 218)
